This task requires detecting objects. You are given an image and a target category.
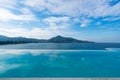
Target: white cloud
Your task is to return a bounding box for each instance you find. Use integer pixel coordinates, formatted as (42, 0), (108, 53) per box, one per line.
(80, 24), (87, 27)
(73, 18), (80, 23)
(43, 16), (70, 29)
(42, 16), (71, 35)
(0, 8), (37, 21)
(0, 0), (38, 21)
(80, 19), (92, 27)
(24, 0), (120, 19)
(73, 17), (91, 27)
(1, 0), (119, 23)
(23, 0), (49, 11)
(103, 16), (120, 21)
(0, 0), (17, 9)
(43, 17), (70, 23)
(0, 22), (80, 39)
(0, 27), (56, 39)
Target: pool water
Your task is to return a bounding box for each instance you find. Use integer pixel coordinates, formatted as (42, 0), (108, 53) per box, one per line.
(0, 49), (120, 77)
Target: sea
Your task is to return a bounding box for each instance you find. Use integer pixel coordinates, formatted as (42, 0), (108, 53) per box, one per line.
(0, 43), (120, 77)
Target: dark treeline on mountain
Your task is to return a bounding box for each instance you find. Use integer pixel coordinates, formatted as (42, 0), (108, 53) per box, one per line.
(47, 35), (93, 43)
(0, 41), (30, 45)
(0, 35), (95, 45)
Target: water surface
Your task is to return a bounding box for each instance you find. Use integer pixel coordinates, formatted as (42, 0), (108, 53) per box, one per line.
(0, 49), (120, 77)
(0, 43), (120, 50)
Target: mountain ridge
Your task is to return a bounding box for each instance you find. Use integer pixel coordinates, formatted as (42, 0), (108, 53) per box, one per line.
(0, 35), (94, 44)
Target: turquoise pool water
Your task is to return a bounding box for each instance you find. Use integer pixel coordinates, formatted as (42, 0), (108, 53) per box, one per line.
(0, 48), (120, 77)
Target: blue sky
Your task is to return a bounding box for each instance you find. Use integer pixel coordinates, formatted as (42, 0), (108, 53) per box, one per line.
(0, 0), (120, 42)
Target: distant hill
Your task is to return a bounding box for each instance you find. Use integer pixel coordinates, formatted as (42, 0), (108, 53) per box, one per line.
(48, 35), (94, 43)
(0, 35), (40, 44)
(0, 35), (94, 45)
(0, 35), (40, 42)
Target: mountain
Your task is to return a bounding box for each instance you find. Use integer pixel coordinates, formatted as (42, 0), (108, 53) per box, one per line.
(0, 35), (94, 44)
(0, 35), (40, 42)
(0, 35), (40, 44)
(48, 35), (94, 43)
(0, 35), (10, 40)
